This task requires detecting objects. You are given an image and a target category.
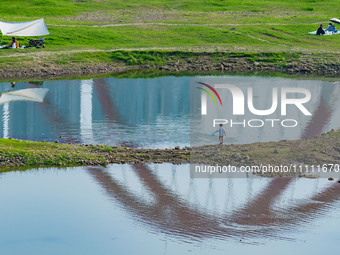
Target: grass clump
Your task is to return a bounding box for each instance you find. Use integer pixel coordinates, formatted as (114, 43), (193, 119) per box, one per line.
(111, 51), (173, 65)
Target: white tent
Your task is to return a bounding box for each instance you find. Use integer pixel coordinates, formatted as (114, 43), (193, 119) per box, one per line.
(0, 18), (49, 36)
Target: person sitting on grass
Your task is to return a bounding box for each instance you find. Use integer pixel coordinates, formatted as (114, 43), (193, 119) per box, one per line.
(325, 23), (334, 32)
(9, 37), (19, 48)
(316, 24), (325, 35)
(327, 23), (339, 33)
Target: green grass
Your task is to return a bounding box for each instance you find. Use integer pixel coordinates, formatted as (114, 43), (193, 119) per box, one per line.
(0, 138), (117, 168)
(0, 0), (339, 54)
(0, 138), (189, 170)
(0, 48), (339, 82)
(1, 0), (339, 16)
(0, 49), (303, 68)
(110, 51), (167, 65)
(1, 23), (338, 54)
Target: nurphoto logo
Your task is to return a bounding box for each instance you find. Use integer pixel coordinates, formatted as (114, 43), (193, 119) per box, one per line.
(197, 82), (312, 128)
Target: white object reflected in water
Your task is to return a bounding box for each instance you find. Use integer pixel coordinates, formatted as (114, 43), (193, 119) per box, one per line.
(2, 102), (9, 138)
(0, 88), (49, 105)
(0, 88), (48, 139)
(80, 79), (94, 144)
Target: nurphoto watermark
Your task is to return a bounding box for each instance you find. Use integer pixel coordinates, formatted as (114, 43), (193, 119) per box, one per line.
(190, 77), (340, 178)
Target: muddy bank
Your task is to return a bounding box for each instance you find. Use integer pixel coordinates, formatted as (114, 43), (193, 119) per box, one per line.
(0, 51), (339, 81)
(191, 129), (340, 177)
(0, 62), (134, 81)
(0, 129), (339, 175)
(157, 54), (340, 76)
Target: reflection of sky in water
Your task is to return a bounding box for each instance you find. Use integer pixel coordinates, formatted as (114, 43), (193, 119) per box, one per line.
(0, 76), (339, 148)
(1, 165), (340, 255)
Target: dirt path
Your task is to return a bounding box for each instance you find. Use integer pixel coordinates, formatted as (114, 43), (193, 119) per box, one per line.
(47, 22), (322, 28)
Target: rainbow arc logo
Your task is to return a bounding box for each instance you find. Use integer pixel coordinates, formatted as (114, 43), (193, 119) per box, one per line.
(197, 82), (222, 106)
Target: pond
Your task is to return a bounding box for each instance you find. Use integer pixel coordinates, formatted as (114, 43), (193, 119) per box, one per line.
(1, 164), (340, 255)
(1, 76), (340, 148)
(0, 75), (340, 254)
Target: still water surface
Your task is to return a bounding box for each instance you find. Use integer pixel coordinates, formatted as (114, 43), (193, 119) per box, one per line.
(0, 77), (190, 148)
(0, 76), (339, 147)
(1, 165), (340, 254)
(0, 76), (340, 254)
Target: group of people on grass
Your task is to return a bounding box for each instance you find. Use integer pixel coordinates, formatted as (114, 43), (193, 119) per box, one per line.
(317, 23), (338, 35)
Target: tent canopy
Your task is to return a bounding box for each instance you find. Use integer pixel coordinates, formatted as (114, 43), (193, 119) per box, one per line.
(0, 18), (49, 36)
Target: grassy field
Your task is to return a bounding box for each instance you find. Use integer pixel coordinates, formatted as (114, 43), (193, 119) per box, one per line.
(0, 0), (339, 53)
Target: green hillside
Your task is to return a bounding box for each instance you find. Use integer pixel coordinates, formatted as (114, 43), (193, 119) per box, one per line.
(0, 0), (339, 52)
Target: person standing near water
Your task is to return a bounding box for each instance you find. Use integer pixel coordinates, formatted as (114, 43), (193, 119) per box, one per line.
(214, 124), (226, 144)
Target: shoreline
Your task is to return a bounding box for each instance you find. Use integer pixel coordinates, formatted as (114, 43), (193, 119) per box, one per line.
(0, 129), (339, 176)
(0, 50), (339, 81)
